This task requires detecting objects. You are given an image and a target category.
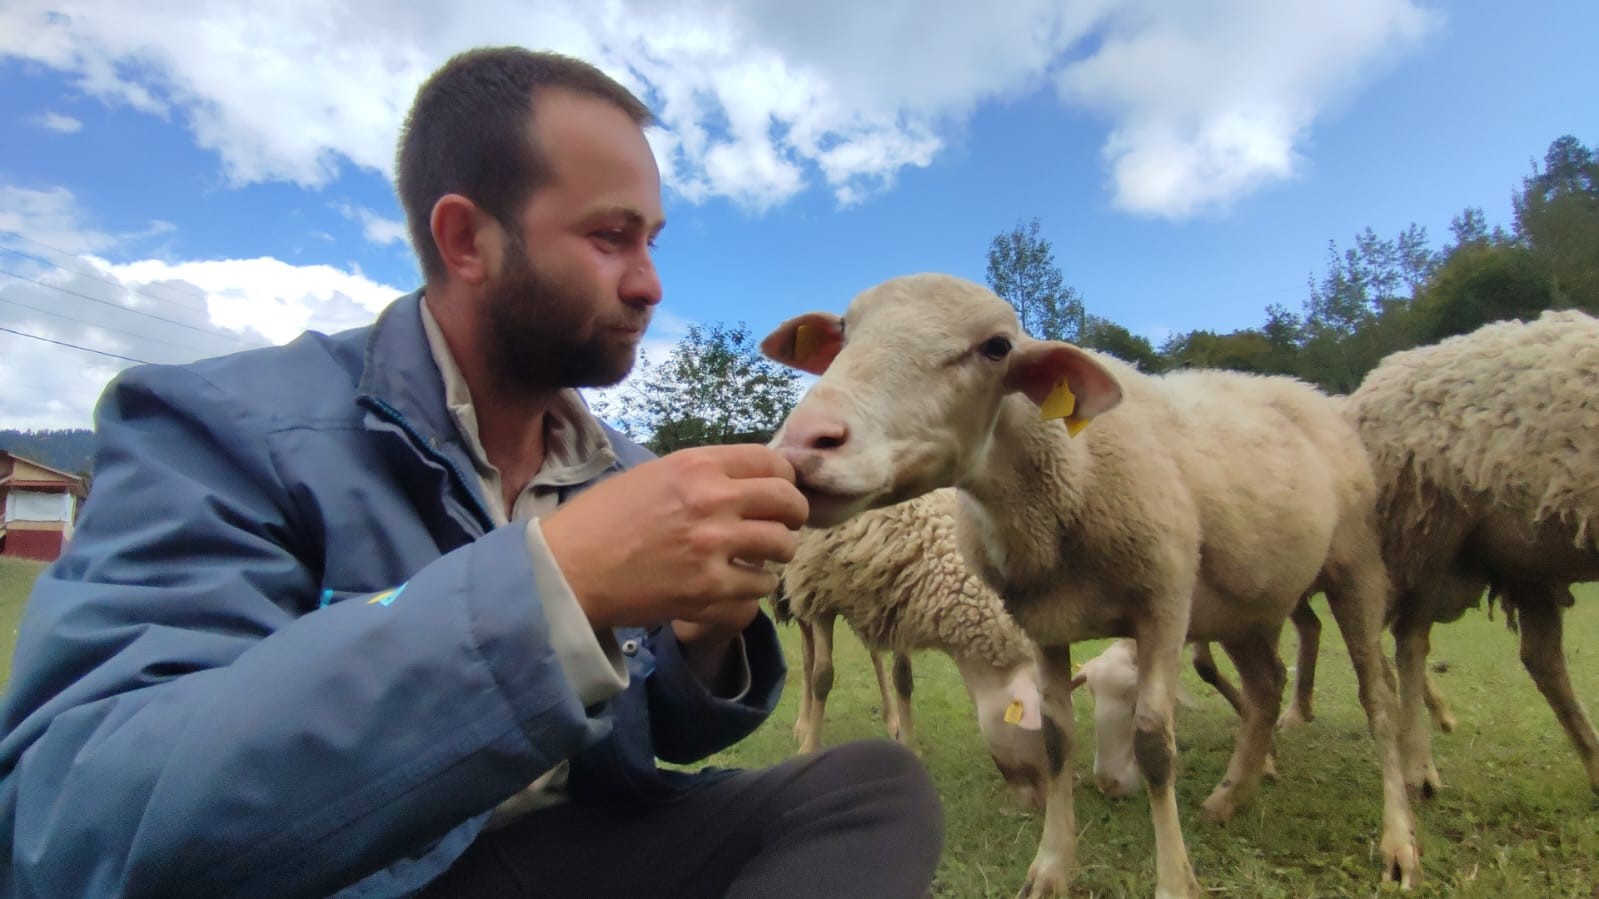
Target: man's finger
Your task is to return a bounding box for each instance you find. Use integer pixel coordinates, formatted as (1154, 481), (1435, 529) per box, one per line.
(696, 444), (797, 483)
(732, 478), (810, 530)
(726, 521), (799, 568)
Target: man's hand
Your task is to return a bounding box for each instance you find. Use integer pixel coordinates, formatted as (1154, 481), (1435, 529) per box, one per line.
(541, 444), (807, 631)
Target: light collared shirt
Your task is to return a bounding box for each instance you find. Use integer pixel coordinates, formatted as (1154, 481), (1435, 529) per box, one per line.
(421, 298), (628, 825)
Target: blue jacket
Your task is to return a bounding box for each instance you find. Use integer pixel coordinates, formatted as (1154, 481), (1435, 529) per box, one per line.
(0, 291), (786, 898)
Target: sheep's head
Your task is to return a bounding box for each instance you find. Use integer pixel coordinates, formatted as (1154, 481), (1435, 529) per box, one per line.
(764, 273), (1123, 528)
(1072, 639), (1144, 799)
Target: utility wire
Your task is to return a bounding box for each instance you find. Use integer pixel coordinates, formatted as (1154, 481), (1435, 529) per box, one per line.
(0, 324), (151, 364)
(0, 287), (222, 357)
(0, 250), (267, 350)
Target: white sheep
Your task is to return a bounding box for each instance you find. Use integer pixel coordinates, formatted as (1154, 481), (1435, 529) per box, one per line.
(763, 273), (1420, 898)
(1347, 308), (1599, 796)
(773, 487), (1049, 810)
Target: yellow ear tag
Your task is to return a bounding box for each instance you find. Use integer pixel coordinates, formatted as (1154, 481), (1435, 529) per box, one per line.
(1004, 699), (1025, 725)
(1038, 379), (1076, 420)
(1039, 380), (1093, 436)
(793, 323), (822, 365)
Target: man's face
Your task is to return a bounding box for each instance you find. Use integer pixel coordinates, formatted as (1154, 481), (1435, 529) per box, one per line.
(483, 87), (665, 391)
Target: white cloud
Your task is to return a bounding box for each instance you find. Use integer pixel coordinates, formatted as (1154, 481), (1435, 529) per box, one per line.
(335, 203), (409, 248)
(0, 1), (1437, 218)
(1055, 0), (1438, 218)
(3, 0), (1439, 217)
(0, 185), (404, 429)
(29, 111), (84, 133)
(0, 185), (116, 254)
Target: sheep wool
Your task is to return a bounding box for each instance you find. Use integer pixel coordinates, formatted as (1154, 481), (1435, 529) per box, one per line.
(1349, 309), (1599, 587)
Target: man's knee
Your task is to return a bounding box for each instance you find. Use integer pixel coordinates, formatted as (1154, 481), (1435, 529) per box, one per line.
(808, 740), (942, 839)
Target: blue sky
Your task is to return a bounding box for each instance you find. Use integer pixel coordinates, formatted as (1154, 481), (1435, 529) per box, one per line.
(1, 0), (1594, 429)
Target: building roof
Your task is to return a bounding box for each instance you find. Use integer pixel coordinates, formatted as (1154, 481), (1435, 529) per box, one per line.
(1, 450), (88, 495)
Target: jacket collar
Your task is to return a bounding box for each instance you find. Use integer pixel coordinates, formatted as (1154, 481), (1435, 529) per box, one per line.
(355, 289), (495, 528)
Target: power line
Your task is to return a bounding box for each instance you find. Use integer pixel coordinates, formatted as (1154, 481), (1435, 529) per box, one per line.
(0, 251), (268, 350)
(0, 324), (151, 365)
(0, 288), (224, 358)
(0, 229), (215, 309)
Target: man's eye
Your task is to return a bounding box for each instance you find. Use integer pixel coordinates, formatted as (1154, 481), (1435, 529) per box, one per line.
(979, 336), (1012, 360)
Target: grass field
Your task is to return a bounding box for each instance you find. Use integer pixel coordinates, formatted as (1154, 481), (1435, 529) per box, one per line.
(1, 557), (1595, 896)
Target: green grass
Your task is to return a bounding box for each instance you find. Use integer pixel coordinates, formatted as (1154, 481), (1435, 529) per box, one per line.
(707, 587), (1599, 898)
(0, 556), (46, 686)
(1, 561), (1595, 896)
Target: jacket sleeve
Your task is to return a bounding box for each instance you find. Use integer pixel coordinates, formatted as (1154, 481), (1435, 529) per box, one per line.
(0, 366), (613, 899)
(643, 603), (786, 764)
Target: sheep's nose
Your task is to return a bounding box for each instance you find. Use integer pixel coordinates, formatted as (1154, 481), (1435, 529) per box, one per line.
(779, 409), (849, 452)
(1097, 773), (1138, 799)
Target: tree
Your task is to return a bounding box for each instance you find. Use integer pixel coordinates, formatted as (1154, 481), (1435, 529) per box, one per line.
(1409, 243), (1555, 341)
(591, 322), (804, 455)
(1513, 135), (1599, 311)
(1078, 315), (1163, 372)
(985, 218), (1085, 342)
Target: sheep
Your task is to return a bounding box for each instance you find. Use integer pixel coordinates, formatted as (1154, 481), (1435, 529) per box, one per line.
(762, 273), (1420, 898)
(1346, 308), (1599, 796)
(1072, 639), (1278, 799)
(773, 487), (1049, 810)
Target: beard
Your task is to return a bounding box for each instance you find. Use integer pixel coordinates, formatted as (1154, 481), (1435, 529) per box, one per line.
(482, 240), (649, 391)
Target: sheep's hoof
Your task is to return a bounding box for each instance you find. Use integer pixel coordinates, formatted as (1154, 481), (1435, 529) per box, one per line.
(1431, 709), (1458, 733)
(1277, 705), (1313, 730)
(1200, 788), (1239, 824)
(1263, 753), (1279, 781)
(1381, 831), (1422, 890)
(1016, 853), (1069, 898)
(1407, 764), (1443, 799)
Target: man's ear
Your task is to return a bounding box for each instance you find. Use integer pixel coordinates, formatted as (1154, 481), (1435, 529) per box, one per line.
(430, 194), (498, 287)
(1003, 341), (1123, 424)
(760, 313), (845, 375)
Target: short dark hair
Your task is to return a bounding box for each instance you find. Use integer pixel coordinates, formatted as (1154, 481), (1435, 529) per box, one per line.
(395, 47), (655, 283)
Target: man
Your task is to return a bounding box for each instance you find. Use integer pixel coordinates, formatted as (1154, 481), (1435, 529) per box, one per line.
(0, 47), (942, 898)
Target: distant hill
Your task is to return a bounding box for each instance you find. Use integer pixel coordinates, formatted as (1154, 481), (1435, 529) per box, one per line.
(0, 429), (96, 476)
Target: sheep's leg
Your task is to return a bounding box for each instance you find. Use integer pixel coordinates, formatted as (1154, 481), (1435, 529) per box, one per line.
(799, 612), (836, 755)
(1134, 628), (1201, 899)
(892, 652), (917, 752)
(792, 617), (815, 747)
(1017, 644), (1078, 899)
(1392, 607), (1442, 796)
(1514, 591), (1599, 793)
(1202, 633), (1285, 822)
(1193, 641), (1276, 779)
(868, 649), (901, 740)
(1191, 642), (1245, 716)
(1278, 597), (1322, 729)
(1424, 668), (1457, 733)
(1324, 559), (1421, 889)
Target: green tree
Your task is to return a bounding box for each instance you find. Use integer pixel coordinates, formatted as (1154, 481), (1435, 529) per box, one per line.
(1409, 243), (1555, 341)
(985, 218), (1085, 342)
(1160, 329), (1276, 374)
(592, 322), (803, 455)
(1513, 135), (1599, 311)
(1078, 315), (1163, 372)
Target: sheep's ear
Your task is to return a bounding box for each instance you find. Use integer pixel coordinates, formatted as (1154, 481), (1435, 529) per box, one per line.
(761, 312), (844, 375)
(1004, 341), (1123, 435)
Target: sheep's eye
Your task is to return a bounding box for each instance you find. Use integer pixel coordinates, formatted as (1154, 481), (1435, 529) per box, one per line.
(979, 336), (1012, 360)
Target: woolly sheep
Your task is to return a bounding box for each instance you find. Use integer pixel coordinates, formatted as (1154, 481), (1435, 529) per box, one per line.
(773, 487), (1049, 809)
(1347, 308), (1599, 795)
(763, 273), (1420, 898)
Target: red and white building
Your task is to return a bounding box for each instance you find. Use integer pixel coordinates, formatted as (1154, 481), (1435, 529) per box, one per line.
(1, 451), (89, 562)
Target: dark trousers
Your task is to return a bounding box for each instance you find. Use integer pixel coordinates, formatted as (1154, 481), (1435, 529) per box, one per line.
(419, 740), (944, 898)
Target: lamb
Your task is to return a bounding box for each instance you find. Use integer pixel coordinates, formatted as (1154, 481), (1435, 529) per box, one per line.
(1346, 309), (1599, 796)
(1088, 606), (1458, 802)
(762, 273), (1420, 898)
(773, 487), (1049, 810)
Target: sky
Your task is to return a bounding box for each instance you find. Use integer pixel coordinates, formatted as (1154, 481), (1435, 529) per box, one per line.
(0, 0), (1594, 430)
